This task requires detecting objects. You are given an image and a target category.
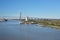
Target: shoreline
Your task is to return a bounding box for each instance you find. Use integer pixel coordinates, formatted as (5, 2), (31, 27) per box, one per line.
(38, 24), (60, 29)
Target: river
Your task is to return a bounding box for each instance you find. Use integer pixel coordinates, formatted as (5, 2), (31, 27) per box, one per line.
(0, 20), (60, 40)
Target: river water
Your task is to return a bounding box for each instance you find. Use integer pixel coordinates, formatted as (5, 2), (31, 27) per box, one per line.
(0, 20), (60, 40)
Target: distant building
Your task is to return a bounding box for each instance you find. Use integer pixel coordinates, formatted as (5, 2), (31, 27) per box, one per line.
(25, 16), (28, 21)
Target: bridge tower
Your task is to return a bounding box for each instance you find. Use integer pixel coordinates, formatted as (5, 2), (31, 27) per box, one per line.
(20, 12), (21, 20)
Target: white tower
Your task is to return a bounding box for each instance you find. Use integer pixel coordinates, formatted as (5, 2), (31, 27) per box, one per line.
(25, 16), (28, 21)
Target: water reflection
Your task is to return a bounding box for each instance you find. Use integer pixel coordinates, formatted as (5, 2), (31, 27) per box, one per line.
(0, 20), (60, 40)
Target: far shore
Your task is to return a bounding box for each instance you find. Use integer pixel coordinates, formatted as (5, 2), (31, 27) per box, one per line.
(38, 24), (60, 29)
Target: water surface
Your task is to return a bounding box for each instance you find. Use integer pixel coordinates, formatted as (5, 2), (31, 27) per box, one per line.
(0, 20), (60, 40)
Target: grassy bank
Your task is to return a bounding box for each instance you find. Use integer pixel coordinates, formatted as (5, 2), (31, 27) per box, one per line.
(37, 19), (60, 29)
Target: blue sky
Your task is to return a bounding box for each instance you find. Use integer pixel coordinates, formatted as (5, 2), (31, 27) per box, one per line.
(0, 0), (60, 19)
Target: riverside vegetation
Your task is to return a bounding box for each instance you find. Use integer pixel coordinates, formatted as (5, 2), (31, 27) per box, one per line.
(27, 19), (60, 29)
(37, 19), (60, 29)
